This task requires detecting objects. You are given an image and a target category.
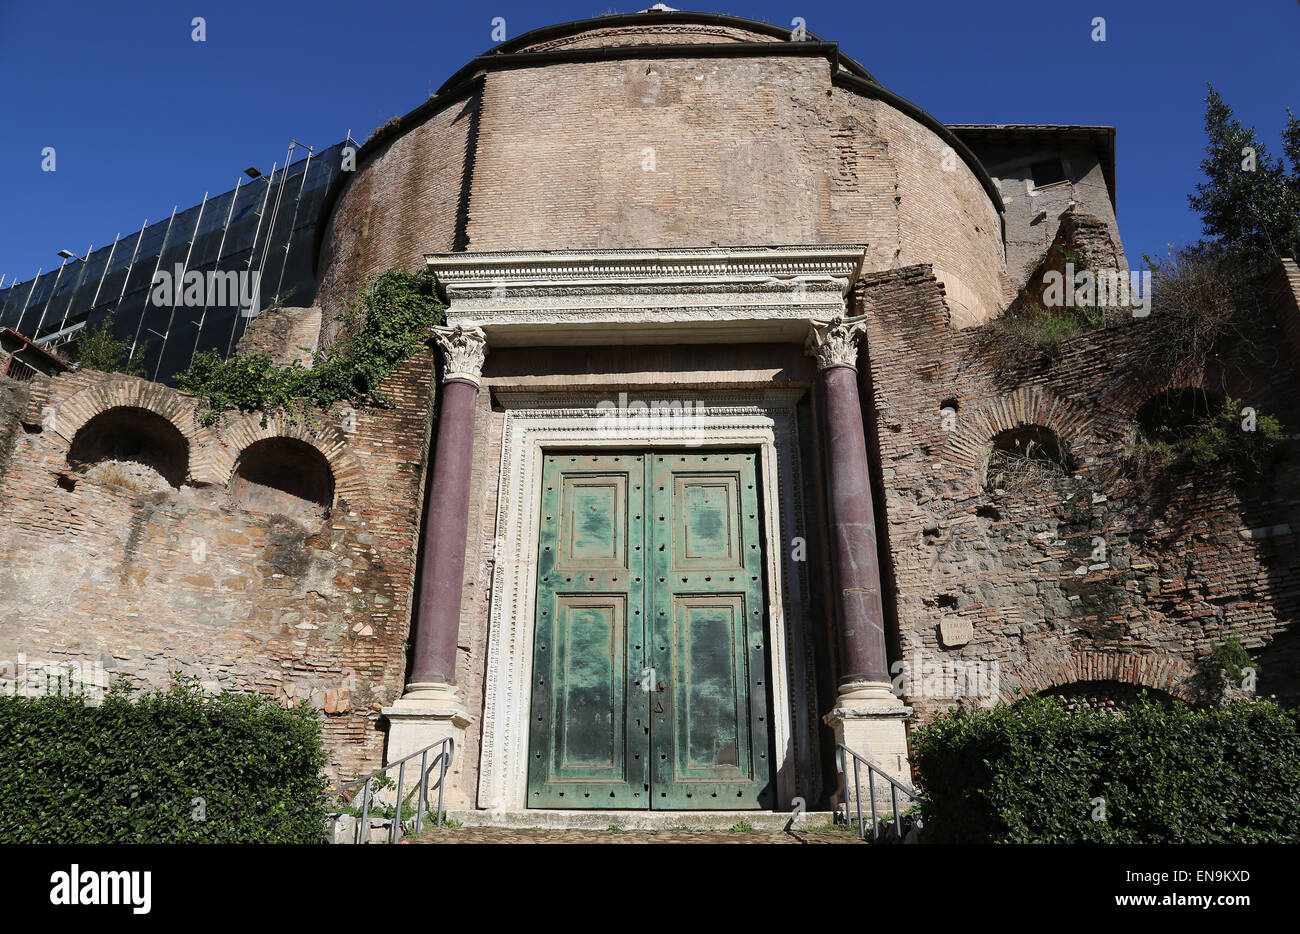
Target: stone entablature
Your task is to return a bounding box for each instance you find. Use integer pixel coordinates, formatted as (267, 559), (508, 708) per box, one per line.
(425, 245), (866, 346)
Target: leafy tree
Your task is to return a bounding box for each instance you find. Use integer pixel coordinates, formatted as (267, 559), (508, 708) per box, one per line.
(1189, 86), (1300, 267)
(71, 315), (146, 377)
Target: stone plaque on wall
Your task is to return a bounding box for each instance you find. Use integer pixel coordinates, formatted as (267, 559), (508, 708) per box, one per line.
(939, 617), (973, 648)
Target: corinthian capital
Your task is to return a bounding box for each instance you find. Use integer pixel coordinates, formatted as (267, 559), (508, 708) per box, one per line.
(432, 323), (488, 384)
(805, 314), (868, 370)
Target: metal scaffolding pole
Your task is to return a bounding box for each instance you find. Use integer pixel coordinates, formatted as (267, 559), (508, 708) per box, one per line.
(274, 144), (314, 301)
(152, 193), (207, 382)
(33, 262), (68, 336)
(87, 234), (121, 313)
(190, 178), (241, 366)
(228, 160), (277, 357)
(114, 219), (150, 313)
(255, 151), (292, 299)
(55, 244), (94, 334)
(13, 269), (42, 336)
(130, 206), (177, 360)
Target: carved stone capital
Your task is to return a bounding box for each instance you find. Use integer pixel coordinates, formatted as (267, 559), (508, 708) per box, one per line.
(805, 314), (868, 370)
(432, 324), (487, 384)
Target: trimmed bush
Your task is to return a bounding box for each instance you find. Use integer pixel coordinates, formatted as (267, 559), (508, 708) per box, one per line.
(0, 679), (329, 843)
(911, 696), (1300, 843)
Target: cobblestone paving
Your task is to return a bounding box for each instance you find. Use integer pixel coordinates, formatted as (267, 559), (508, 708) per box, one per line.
(411, 825), (862, 844)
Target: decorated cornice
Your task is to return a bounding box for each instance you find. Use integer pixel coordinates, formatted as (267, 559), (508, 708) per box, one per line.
(805, 314), (869, 370)
(432, 323), (488, 384)
(426, 245), (867, 287)
(424, 245), (868, 347)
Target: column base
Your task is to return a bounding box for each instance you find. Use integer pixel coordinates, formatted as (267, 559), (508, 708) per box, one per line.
(823, 681), (914, 819)
(381, 682), (473, 808)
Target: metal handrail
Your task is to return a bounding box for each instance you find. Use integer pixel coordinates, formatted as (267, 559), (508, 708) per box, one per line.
(835, 743), (923, 843)
(328, 737), (455, 844)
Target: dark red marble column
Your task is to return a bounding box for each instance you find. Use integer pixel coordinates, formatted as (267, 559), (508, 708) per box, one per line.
(406, 325), (486, 691)
(809, 316), (891, 688)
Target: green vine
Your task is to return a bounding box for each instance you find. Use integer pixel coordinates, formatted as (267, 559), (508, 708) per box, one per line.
(176, 269), (444, 424)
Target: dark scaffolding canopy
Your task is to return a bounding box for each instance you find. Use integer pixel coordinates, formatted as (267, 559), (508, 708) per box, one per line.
(0, 139), (353, 385)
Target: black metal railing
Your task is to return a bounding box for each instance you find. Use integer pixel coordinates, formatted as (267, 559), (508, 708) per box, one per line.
(327, 737), (454, 844)
(5, 356), (36, 382)
(836, 744), (923, 842)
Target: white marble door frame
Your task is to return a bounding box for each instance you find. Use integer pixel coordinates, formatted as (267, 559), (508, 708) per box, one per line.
(476, 390), (818, 811)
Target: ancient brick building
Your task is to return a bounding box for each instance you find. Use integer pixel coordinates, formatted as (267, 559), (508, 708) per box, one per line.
(1, 9), (1297, 819)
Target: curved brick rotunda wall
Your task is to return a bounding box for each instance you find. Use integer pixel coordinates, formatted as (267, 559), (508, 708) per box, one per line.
(315, 13), (1013, 330)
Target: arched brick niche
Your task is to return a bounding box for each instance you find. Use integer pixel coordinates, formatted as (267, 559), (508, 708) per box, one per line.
(983, 425), (1074, 493)
(1134, 387), (1223, 443)
(215, 413), (369, 513)
(66, 406), (190, 490)
(49, 377), (206, 451)
(230, 437), (336, 519)
(1096, 369), (1211, 423)
(1000, 651), (1198, 706)
(942, 386), (1092, 487)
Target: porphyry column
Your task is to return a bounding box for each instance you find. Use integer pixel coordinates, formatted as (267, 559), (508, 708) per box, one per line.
(806, 314), (912, 805)
(382, 323), (486, 787)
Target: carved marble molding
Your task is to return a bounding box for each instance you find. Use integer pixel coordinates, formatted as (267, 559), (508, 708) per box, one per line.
(475, 394), (819, 812)
(425, 245), (867, 347)
(431, 323), (487, 384)
(805, 313), (869, 370)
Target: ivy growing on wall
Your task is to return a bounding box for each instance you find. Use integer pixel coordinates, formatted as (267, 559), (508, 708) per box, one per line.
(176, 269), (445, 424)
(1207, 635), (1258, 701)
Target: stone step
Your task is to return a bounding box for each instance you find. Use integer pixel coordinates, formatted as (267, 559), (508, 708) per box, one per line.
(412, 825), (862, 844)
(443, 808), (841, 832)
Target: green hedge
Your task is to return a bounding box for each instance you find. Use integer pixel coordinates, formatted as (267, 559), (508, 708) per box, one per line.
(0, 680), (329, 843)
(911, 696), (1300, 843)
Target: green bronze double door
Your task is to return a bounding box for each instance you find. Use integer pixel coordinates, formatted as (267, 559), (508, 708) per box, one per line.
(527, 450), (774, 810)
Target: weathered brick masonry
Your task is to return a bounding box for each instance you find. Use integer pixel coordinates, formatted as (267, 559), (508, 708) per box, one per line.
(855, 263), (1300, 721)
(0, 349), (438, 779)
(317, 36), (1010, 328)
(314, 92), (476, 338)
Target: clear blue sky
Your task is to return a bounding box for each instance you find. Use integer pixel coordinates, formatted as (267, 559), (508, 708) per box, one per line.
(1, 0), (1297, 285)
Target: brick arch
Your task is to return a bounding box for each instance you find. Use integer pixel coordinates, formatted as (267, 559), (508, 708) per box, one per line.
(212, 413), (370, 509)
(48, 378), (213, 486)
(1095, 368), (1213, 424)
(941, 386), (1093, 473)
(1000, 650), (1199, 705)
(48, 377), (208, 450)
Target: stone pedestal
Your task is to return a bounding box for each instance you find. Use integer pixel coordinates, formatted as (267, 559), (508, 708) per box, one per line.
(823, 682), (913, 817)
(381, 683), (473, 807)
